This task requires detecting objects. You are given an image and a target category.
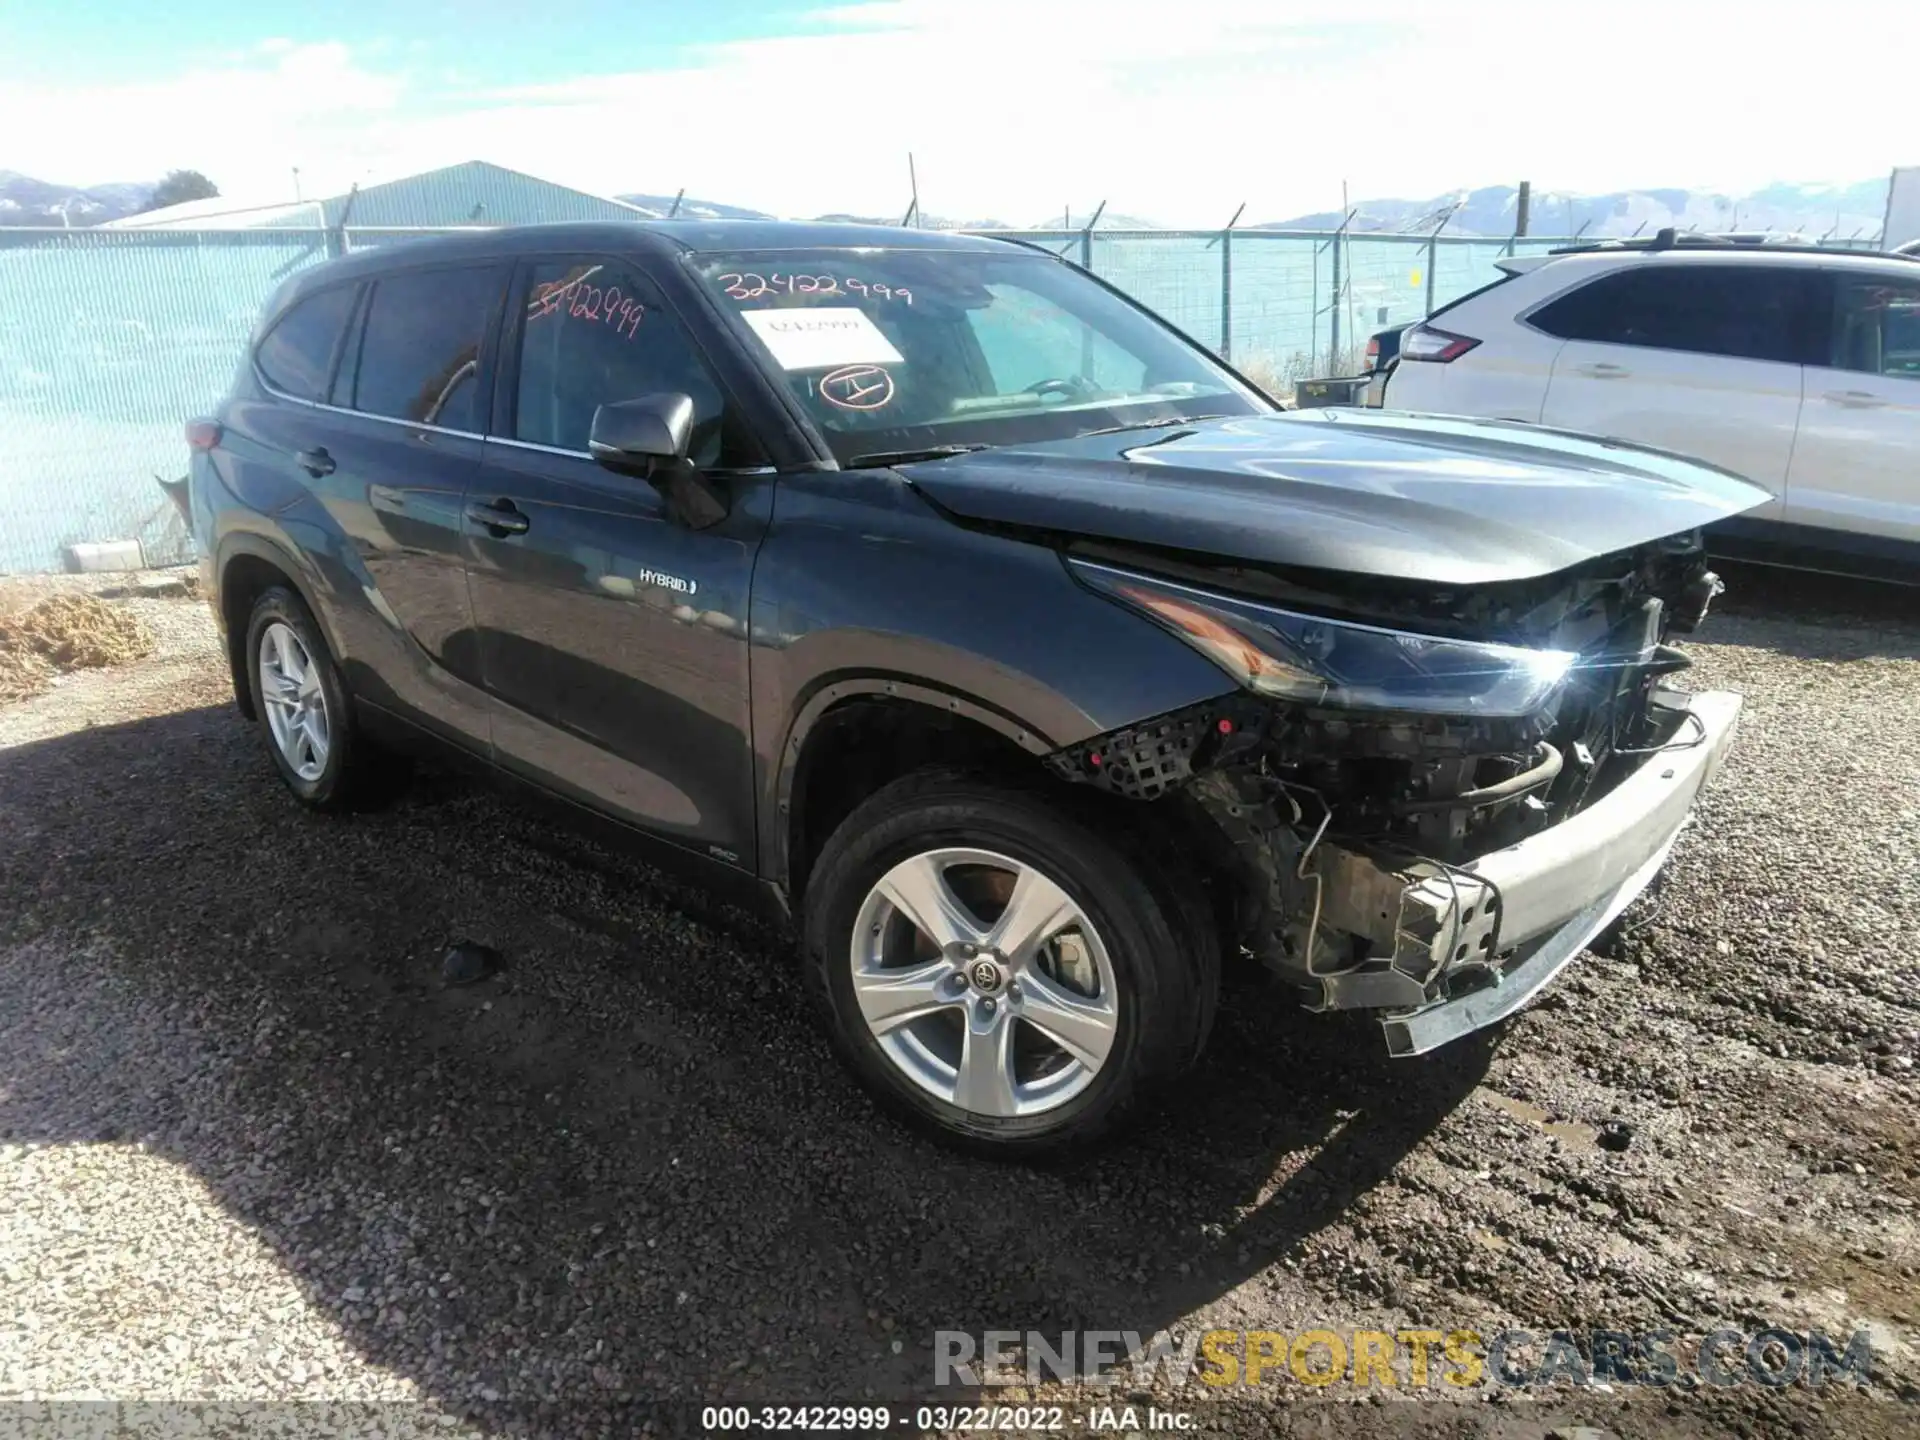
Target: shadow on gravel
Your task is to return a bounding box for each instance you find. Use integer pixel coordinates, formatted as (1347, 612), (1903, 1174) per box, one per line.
(1712, 562), (1920, 660)
(0, 702), (1489, 1426)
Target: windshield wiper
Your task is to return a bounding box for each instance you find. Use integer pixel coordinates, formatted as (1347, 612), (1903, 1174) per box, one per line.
(843, 444), (991, 468)
(1079, 413), (1238, 437)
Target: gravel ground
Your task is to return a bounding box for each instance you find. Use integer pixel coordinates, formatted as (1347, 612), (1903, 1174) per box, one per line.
(0, 563), (1915, 1438)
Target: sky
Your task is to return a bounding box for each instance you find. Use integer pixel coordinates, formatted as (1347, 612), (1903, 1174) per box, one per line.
(1, 0), (1914, 225)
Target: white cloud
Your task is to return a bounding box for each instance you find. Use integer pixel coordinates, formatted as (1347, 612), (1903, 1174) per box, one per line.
(0, 42), (404, 197)
(4, 2), (1916, 223)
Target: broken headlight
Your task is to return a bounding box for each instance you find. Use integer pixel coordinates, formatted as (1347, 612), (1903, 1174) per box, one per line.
(1074, 561), (1575, 718)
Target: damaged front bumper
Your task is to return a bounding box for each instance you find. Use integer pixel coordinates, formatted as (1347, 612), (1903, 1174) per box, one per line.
(1312, 689), (1743, 1054)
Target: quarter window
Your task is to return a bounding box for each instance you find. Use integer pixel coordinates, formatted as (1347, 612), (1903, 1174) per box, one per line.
(513, 260), (742, 466)
(255, 285), (355, 402)
(1830, 275), (1920, 378)
(1530, 264), (1822, 365)
(352, 267), (500, 430)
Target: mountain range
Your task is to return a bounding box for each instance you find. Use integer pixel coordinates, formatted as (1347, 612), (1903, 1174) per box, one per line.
(1261, 179), (1890, 240)
(0, 170), (1893, 240)
(0, 170), (156, 226)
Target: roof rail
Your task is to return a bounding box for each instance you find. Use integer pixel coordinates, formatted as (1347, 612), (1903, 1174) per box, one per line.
(1544, 228), (1915, 262)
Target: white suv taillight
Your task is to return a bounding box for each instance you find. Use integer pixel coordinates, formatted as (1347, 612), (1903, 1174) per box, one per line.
(1398, 324), (1481, 363)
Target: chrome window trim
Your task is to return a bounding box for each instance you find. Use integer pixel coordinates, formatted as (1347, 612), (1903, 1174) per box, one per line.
(257, 403), (778, 475)
(488, 434), (778, 476)
(254, 380), (486, 441)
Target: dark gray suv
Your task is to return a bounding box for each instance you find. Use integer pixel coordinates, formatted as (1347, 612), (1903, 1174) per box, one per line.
(189, 220), (1762, 1155)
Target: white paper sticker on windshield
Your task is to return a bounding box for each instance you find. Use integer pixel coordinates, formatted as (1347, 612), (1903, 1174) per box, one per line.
(741, 307), (904, 370)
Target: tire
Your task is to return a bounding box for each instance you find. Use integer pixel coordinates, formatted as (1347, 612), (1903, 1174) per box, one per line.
(244, 586), (403, 811)
(802, 769), (1215, 1158)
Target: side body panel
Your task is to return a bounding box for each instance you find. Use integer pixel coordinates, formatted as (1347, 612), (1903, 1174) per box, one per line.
(1785, 365), (1920, 542)
(1383, 320), (1564, 422)
(1539, 344), (1802, 513)
(746, 468), (1239, 884)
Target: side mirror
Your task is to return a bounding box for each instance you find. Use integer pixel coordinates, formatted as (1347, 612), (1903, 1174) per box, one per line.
(588, 393), (729, 530)
(589, 393), (693, 471)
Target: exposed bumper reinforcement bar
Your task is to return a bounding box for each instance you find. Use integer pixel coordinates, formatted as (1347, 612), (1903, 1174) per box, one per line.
(1376, 688), (1743, 1056)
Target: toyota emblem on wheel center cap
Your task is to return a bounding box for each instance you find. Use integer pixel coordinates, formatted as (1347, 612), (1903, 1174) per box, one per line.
(968, 957), (1006, 993)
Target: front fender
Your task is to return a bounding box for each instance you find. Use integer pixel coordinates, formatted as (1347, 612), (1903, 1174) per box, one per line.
(748, 470), (1238, 882)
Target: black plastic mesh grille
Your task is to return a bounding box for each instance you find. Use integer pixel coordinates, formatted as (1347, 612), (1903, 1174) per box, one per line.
(1047, 709), (1216, 799)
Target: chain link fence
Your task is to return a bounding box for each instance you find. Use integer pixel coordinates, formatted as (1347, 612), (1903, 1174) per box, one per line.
(0, 222), (1574, 574)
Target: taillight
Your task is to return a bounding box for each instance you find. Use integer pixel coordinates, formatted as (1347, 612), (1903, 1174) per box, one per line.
(185, 419), (222, 451)
(1398, 325), (1481, 363)
(1363, 336), (1381, 372)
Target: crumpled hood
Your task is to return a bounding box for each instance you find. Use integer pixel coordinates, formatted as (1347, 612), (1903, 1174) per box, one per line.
(898, 409), (1771, 586)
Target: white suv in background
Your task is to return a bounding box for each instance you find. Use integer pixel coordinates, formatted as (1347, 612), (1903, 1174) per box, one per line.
(1379, 235), (1920, 581)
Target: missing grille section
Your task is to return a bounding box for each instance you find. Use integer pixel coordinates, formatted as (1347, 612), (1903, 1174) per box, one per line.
(1048, 709), (1216, 799)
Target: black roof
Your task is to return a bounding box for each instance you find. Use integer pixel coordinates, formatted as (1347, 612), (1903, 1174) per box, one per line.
(268, 219), (1022, 322)
(319, 218), (1008, 279)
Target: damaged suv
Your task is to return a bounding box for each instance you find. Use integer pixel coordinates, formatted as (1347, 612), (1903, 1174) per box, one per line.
(191, 221), (1762, 1155)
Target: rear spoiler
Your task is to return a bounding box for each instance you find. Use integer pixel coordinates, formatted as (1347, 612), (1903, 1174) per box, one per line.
(1493, 254), (1558, 276)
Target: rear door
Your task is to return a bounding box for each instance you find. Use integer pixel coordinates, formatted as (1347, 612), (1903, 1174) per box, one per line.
(303, 262), (506, 746)
(1786, 270), (1920, 543)
(1533, 262), (1820, 512)
(465, 254), (774, 866)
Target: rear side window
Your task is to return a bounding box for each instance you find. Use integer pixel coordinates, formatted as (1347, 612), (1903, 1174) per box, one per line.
(1830, 275), (1920, 378)
(1529, 264), (1823, 365)
(255, 285), (355, 402)
(352, 266), (500, 431)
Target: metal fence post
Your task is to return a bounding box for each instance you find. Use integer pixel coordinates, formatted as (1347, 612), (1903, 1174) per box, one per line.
(1078, 200), (1104, 272)
(1423, 202), (1459, 319)
(1329, 228), (1343, 374)
(1216, 202), (1244, 360)
(1078, 201), (1105, 375)
(1220, 225), (1232, 360)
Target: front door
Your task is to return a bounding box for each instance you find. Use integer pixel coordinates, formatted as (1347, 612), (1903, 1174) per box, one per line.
(465, 256), (773, 867)
(1786, 271), (1920, 544)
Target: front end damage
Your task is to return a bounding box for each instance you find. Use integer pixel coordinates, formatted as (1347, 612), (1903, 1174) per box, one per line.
(1049, 535), (1743, 1054)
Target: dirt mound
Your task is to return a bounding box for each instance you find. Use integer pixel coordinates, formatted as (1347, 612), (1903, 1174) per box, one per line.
(0, 594), (155, 703)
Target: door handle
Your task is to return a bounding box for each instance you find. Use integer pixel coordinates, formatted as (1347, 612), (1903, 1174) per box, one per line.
(1573, 362), (1629, 379)
(1823, 389), (1888, 408)
(295, 447), (335, 477)
(466, 498), (530, 536)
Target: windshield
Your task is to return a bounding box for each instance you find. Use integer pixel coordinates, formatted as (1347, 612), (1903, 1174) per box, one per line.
(693, 247), (1269, 463)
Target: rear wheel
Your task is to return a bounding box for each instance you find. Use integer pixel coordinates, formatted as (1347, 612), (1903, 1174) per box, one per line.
(802, 770), (1213, 1157)
(244, 587), (403, 810)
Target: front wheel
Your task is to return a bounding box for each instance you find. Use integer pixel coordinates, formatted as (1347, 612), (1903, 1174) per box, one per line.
(802, 771), (1214, 1157)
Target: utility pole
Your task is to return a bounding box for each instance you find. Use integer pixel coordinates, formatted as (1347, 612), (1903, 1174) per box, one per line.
(908, 153), (920, 229)
(292, 167), (303, 202)
(668, 187), (685, 218)
(1515, 180), (1530, 237)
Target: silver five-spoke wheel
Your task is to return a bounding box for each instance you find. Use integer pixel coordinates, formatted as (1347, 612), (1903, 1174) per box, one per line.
(257, 620), (331, 782)
(849, 847), (1119, 1119)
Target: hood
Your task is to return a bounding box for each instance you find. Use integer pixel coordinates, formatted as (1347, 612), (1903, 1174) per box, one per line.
(898, 410), (1770, 586)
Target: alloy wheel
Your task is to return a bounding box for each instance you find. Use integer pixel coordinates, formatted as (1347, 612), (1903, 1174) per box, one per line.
(258, 620), (331, 782)
(849, 847), (1120, 1119)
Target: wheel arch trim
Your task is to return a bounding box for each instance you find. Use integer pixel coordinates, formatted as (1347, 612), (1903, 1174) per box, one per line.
(767, 674), (1060, 892)
(215, 531), (341, 720)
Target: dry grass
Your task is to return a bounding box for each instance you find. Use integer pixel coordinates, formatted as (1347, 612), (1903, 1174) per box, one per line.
(0, 594), (155, 704)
